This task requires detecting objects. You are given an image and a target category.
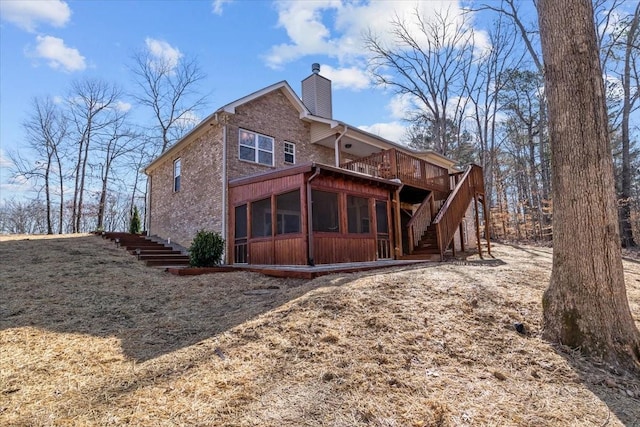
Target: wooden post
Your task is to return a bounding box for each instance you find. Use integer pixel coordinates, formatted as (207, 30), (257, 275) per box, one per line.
(459, 221), (465, 253)
(482, 195), (492, 256)
(393, 188), (403, 258)
(390, 149), (398, 179)
(474, 193), (483, 259)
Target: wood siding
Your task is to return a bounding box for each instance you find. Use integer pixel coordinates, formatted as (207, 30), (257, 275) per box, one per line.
(229, 167), (396, 266)
(314, 236), (377, 264)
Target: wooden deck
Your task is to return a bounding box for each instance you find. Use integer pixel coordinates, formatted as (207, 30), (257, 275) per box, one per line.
(340, 148), (450, 193)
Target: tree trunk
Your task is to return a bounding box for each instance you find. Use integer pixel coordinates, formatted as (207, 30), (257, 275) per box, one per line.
(538, 0), (640, 372)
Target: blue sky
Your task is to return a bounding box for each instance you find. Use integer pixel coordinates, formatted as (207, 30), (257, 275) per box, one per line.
(1, 0), (515, 199)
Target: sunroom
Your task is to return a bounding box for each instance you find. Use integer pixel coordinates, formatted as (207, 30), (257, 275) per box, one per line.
(227, 163), (402, 266)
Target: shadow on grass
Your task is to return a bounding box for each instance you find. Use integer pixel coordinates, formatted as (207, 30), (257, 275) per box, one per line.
(0, 235), (442, 362)
(551, 346), (640, 426)
(0, 236), (335, 361)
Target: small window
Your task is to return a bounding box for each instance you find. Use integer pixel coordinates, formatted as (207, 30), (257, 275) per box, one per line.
(251, 197), (272, 237)
(347, 195), (370, 234)
(173, 158), (181, 192)
(239, 129), (274, 166)
(284, 142), (295, 164)
(276, 190), (301, 234)
(312, 190), (339, 233)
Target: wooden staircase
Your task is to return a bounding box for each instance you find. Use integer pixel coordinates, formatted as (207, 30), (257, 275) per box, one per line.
(99, 232), (190, 268)
(403, 164), (487, 261)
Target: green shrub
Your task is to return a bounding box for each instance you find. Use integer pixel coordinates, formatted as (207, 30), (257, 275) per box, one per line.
(189, 229), (225, 267)
(129, 206), (141, 234)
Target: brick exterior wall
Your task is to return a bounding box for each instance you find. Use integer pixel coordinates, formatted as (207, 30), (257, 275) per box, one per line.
(148, 87), (347, 249)
(148, 125), (224, 248)
(225, 89), (337, 181)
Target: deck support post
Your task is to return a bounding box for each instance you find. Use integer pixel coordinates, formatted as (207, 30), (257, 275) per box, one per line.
(474, 193), (483, 259)
(393, 188), (403, 258)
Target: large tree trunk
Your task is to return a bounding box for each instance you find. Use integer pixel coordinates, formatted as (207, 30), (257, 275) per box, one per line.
(538, 0), (640, 372)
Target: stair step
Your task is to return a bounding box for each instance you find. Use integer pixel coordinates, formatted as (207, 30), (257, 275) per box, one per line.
(128, 249), (181, 255)
(137, 254), (189, 261)
(145, 259), (190, 266)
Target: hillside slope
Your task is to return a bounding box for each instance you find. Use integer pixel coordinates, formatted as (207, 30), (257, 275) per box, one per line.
(1, 235), (639, 426)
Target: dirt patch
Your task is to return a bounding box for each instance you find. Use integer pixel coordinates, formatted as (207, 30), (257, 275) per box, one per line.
(1, 234), (639, 426)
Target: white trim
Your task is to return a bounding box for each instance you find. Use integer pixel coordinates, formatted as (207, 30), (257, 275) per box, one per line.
(239, 129), (274, 166)
(222, 81), (308, 115)
(284, 141), (296, 164)
(173, 158), (181, 192)
(222, 125), (228, 264)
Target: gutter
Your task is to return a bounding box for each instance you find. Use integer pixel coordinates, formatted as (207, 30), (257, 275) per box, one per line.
(334, 124), (348, 167)
(221, 122), (228, 264)
(306, 166), (321, 266)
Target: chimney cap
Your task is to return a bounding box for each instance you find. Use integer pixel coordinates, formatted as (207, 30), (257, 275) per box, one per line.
(312, 63), (320, 74)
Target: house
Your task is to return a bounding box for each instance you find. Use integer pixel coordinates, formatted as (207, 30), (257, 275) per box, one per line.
(144, 64), (489, 266)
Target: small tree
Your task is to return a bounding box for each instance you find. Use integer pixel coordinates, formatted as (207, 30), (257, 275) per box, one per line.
(189, 229), (224, 267)
(129, 206), (141, 234)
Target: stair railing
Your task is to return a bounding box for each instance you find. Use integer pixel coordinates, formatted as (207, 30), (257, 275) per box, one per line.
(406, 193), (435, 254)
(432, 164), (484, 259)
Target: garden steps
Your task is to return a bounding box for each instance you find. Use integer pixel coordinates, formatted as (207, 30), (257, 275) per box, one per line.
(99, 232), (190, 268)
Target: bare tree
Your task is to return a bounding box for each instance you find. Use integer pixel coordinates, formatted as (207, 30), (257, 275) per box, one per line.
(130, 49), (207, 153)
(619, 3), (639, 247)
(467, 16), (523, 209)
(365, 6), (477, 157)
(538, 0), (639, 371)
(93, 115), (141, 231)
(10, 97), (68, 234)
(67, 79), (123, 232)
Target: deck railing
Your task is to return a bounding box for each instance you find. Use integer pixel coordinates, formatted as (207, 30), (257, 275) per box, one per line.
(406, 193), (434, 254)
(432, 164), (484, 259)
(340, 148), (450, 193)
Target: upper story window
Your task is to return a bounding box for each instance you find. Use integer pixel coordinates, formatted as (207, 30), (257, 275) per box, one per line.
(284, 141), (295, 164)
(173, 158), (181, 192)
(239, 129), (274, 166)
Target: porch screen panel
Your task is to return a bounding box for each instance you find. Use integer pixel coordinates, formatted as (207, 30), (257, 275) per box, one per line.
(235, 204), (247, 238)
(234, 204), (248, 263)
(251, 197), (272, 237)
(276, 190), (301, 234)
(347, 195), (370, 234)
(312, 190), (339, 232)
(376, 200), (389, 233)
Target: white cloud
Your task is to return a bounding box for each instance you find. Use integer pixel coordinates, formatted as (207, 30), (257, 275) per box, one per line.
(318, 64), (370, 90)
(265, 1), (468, 69)
(0, 0), (71, 32)
(388, 93), (417, 120)
(32, 35), (86, 72)
(115, 101), (132, 112)
(0, 149), (13, 168)
(145, 38), (182, 70)
(358, 121), (408, 144)
(212, 0), (232, 15)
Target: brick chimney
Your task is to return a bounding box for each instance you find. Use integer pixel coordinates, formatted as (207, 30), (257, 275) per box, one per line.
(301, 63), (332, 119)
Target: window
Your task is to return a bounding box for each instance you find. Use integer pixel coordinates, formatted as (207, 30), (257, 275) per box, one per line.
(312, 190), (339, 232)
(347, 195), (370, 234)
(251, 197), (272, 237)
(239, 129), (273, 166)
(284, 141), (295, 164)
(276, 190), (301, 234)
(173, 158), (181, 192)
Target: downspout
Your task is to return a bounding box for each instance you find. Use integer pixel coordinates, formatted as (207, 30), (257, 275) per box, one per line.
(146, 175), (152, 236)
(334, 125), (348, 167)
(221, 122), (228, 264)
(306, 166), (321, 266)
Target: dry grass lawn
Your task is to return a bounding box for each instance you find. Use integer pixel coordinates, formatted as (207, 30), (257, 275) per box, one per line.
(1, 234), (639, 426)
